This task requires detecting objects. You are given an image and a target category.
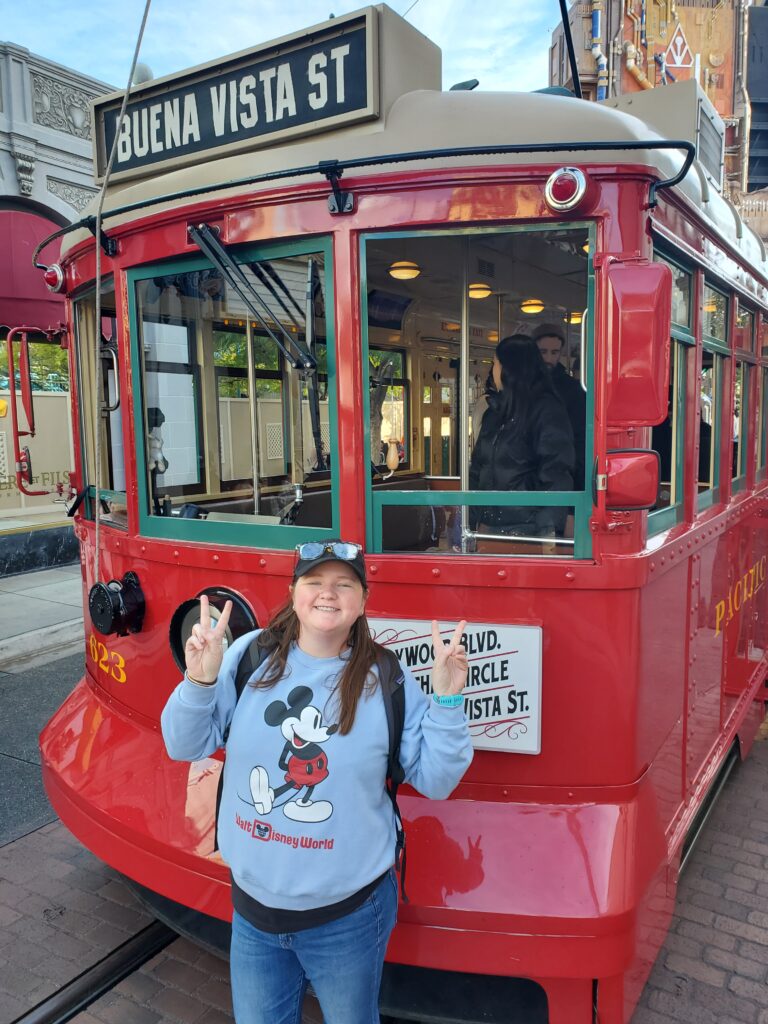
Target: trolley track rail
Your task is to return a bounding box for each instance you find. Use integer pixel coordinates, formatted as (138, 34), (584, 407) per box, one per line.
(10, 921), (175, 1024)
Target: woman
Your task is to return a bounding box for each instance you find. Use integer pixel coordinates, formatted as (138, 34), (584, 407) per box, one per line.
(161, 540), (472, 1024)
(469, 334), (574, 544)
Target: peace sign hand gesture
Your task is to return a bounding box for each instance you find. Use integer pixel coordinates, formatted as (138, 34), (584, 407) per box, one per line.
(184, 595), (233, 686)
(431, 620), (469, 697)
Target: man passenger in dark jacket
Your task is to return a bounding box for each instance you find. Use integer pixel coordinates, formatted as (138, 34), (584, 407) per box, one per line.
(533, 324), (586, 490)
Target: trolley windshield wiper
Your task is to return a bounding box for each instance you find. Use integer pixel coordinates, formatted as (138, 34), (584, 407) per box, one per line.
(187, 223), (316, 371)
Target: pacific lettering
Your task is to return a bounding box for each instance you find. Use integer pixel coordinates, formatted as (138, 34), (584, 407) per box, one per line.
(714, 554), (767, 635)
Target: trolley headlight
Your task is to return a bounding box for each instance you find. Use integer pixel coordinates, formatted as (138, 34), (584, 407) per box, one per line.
(89, 572), (146, 637)
(43, 264), (65, 293)
(544, 167), (589, 212)
(169, 588), (257, 672)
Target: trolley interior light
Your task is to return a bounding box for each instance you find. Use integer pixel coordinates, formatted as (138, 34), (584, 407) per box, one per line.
(468, 282), (492, 299)
(388, 260), (421, 280)
(521, 298), (545, 315)
(544, 167), (588, 211)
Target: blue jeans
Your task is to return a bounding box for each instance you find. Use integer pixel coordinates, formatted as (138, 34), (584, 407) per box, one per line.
(230, 870), (398, 1024)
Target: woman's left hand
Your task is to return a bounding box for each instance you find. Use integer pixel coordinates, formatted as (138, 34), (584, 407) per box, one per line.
(431, 620), (469, 696)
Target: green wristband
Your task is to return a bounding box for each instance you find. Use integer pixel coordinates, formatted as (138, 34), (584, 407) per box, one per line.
(432, 693), (464, 707)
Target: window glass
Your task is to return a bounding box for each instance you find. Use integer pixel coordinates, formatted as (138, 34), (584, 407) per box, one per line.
(759, 369), (768, 476)
(364, 227), (589, 557)
(135, 251), (332, 528)
(652, 341), (685, 514)
(370, 347), (409, 468)
(735, 307), (754, 352)
(733, 361), (748, 483)
(655, 255), (691, 327)
(702, 285), (727, 342)
(698, 350), (720, 498)
(74, 282), (127, 526)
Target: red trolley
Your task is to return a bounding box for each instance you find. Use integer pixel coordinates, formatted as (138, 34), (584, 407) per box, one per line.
(14, 7), (768, 1022)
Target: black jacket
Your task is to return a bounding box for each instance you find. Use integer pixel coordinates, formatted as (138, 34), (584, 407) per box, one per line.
(469, 384), (575, 535)
(550, 364), (586, 490)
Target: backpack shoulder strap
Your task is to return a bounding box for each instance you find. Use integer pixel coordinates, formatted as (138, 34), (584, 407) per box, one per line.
(233, 632), (269, 700)
(215, 632), (270, 850)
(376, 646), (409, 902)
(377, 647), (406, 785)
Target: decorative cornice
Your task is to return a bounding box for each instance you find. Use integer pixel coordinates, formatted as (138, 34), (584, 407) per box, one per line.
(47, 176), (97, 212)
(31, 71), (98, 140)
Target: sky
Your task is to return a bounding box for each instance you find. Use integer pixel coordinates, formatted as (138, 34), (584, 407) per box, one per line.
(0, 0), (564, 95)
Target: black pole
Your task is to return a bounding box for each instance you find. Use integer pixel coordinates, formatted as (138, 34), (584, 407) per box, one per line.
(559, 0), (583, 99)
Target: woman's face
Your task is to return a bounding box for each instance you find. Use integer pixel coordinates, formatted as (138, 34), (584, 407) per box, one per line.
(291, 562), (367, 644)
(492, 355), (503, 391)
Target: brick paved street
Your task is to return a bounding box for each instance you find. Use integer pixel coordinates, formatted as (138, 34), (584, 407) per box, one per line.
(632, 724), (768, 1024)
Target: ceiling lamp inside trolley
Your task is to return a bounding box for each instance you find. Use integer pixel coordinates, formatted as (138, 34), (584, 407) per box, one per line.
(468, 282), (492, 300)
(521, 298), (545, 315)
(388, 260), (421, 280)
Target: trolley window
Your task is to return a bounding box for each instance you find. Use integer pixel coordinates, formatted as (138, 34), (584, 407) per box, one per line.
(129, 240), (338, 547)
(361, 225), (593, 558)
(698, 350), (724, 509)
(698, 283), (729, 511)
(650, 254), (693, 533)
(73, 280), (128, 528)
(759, 367), (768, 480)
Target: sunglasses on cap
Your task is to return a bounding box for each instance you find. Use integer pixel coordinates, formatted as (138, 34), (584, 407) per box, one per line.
(293, 541), (367, 586)
(296, 542), (362, 561)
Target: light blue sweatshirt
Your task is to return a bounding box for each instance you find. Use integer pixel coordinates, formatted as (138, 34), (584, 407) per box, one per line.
(161, 631), (473, 911)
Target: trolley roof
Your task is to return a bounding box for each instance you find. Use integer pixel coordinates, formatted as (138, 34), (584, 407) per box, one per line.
(62, 4), (765, 276)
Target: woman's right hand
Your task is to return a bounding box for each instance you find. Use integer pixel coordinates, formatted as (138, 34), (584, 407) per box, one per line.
(184, 595), (233, 685)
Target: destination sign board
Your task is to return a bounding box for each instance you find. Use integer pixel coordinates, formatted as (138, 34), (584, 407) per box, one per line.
(92, 9), (378, 182)
(368, 617), (543, 754)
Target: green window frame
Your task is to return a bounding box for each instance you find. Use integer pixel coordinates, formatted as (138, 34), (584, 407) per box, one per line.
(649, 249), (694, 535)
(697, 282), (729, 512)
(128, 237), (339, 550)
(649, 337), (689, 534)
(759, 367), (768, 481)
(72, 278), (129, 526)
(732, 359), (750, 492)
(360, 223), (596, 559)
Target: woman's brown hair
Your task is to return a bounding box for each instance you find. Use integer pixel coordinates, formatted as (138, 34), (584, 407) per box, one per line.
(249, 594), (381, 734)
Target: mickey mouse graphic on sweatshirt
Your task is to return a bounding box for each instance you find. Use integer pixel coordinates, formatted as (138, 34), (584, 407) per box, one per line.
(248, 685), (338, 823)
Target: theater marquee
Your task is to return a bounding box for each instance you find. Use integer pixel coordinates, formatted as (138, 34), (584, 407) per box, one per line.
(92, 8), (378, 182)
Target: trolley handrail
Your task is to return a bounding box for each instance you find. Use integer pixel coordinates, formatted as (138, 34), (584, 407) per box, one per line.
(32, 138), (695, 268)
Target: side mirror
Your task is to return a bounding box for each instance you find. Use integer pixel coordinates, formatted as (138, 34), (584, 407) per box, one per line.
(605, 260), (672, 427)
(602, 449), (660, 511)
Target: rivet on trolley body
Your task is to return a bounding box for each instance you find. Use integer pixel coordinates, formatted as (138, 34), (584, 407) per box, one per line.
(432, 568), (441, 577)
(497, 570), (507, 579)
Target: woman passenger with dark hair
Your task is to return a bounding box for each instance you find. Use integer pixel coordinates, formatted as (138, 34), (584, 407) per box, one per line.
(469, 334), (574, 544)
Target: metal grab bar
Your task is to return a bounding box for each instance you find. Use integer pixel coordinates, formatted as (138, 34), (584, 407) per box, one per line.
(579, 307), (588, 394)
(102, 346), (120, 413)
(465, 530), (575, 547)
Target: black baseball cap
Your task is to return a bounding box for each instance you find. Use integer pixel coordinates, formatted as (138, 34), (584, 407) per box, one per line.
(293, 541), (367, 587)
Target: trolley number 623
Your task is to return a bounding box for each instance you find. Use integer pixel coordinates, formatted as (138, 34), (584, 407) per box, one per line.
(88, 633), (127, 684)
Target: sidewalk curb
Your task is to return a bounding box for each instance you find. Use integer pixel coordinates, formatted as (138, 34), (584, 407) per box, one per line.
(0, 617), (84, 671)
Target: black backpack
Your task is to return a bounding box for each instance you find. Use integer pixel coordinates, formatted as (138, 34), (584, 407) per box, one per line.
(215, 635), (409, 900)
